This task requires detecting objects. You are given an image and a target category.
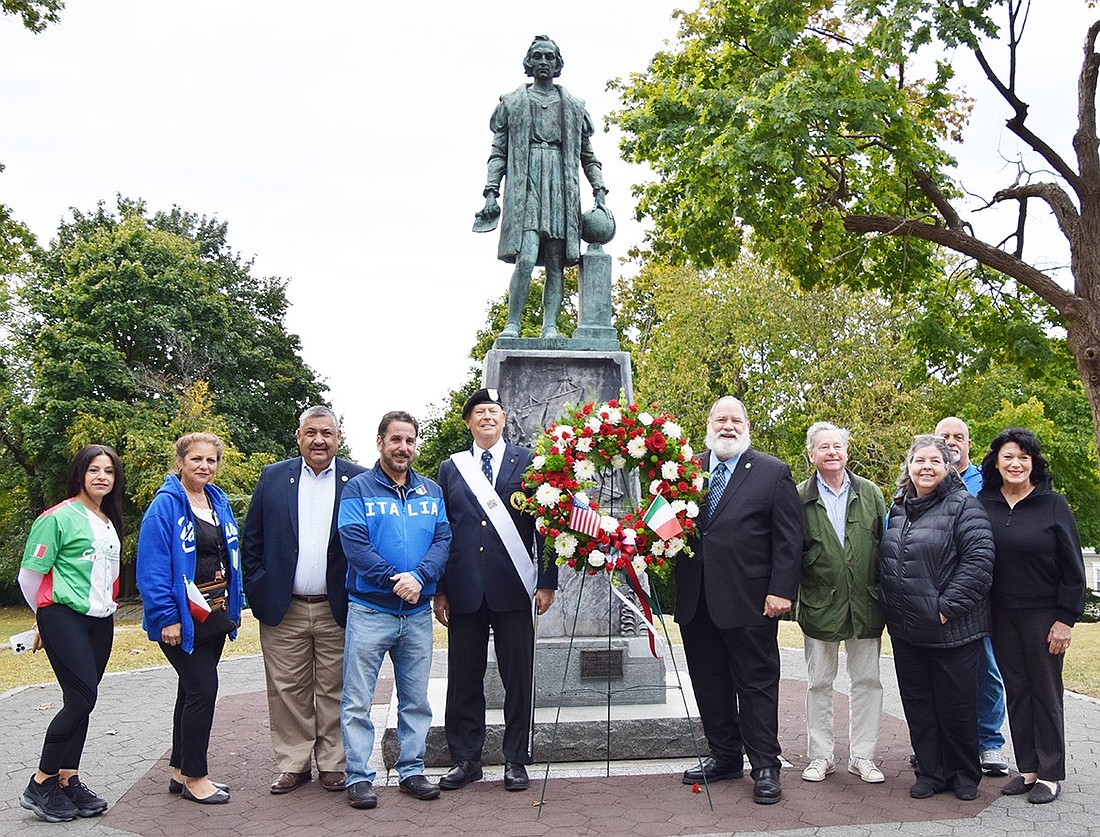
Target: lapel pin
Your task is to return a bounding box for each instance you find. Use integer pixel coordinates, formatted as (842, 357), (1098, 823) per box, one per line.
(341, 475), (348, 482)
(290, 477), (296, 484)
(745, 463), (752, 469)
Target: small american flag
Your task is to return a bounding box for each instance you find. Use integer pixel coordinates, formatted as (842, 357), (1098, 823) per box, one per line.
(569, 496), (604, 538)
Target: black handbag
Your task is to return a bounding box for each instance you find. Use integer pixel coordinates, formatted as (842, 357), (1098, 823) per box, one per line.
(191, 569), (237, 642)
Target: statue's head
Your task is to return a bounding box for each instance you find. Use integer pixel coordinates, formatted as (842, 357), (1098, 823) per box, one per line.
(523, 35), (563, 79)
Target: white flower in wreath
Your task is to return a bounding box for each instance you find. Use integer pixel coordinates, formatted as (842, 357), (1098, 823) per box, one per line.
(573, 491), (591, 506)
(536, 516), (547, 530)
(638, 412), (654, 427)
(632, 555), (648, 574)
(627, 436), (647, 458)
(535, 484), (562, 507)
(605, 407), (622, 424)
(532, 455), (546, 469)
(622, 528), (638, 546)
(574, 459), (597, 481)
(650, 540), (666, 557)
(682, 443), (694, 459)
(553, 424), (574, 441)
(685, 501), (700, 519)
(693, 474), (705, 491)
(588, 549), (606, 568)
(661, 460), (680, 480)
(586, 416), (602, 433)
(665, 536), (685, 556)
(663, 421), (682, 440)
(575, 436), (593, 453)
(599, 515), (619, 534)
(554, 533), (578, 558)
(670, 499), (687, 515)
(611, 454), (626, 469)
(649, 479), (663, 496)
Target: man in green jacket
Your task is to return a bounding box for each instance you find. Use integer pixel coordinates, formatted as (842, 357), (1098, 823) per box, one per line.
(797, 422), (887, 785)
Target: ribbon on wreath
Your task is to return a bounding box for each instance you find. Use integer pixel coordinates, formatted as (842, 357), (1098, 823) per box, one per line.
(608, 529), (664, 659)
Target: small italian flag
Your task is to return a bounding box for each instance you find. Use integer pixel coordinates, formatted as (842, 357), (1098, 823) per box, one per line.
(644, 495), (683, 540)
(33, 544), (48, 559)
(185, 577), (212, 623)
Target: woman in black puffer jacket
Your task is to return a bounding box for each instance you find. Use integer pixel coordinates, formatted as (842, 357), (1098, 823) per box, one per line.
(879, 434), (994, 802)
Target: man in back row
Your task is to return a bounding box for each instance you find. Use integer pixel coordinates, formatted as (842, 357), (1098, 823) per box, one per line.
(934, 416), (1008, 777)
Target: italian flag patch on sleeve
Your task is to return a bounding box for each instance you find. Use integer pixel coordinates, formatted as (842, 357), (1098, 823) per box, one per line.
(33, 544), (48, 560)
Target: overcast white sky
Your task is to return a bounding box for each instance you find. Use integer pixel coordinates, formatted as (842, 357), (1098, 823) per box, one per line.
(1, 1), (1095, 460)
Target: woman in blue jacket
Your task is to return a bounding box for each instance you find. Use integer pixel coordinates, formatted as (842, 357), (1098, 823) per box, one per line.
(137, 433), (242, 805)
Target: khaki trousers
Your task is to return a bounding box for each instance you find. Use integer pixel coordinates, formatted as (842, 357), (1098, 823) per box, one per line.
(259, 598), (345, 773)
(804, 634), (883, 761)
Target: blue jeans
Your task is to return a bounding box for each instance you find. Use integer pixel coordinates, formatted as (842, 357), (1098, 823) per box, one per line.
(341, 603), (434, 784)
(976, 636), (1006, 751)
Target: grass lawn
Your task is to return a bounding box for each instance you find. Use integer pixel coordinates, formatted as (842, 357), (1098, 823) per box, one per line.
(3, 604), (1098, 700)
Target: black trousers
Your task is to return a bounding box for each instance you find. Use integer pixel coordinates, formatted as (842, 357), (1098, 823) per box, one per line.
(445, 602), (534, 764)
(992, 607), (1068, 780)
(892, 635), (982, 792)
(36, 604), (113, 775)
(159, 634), (226, 777)
(680, 596), (782, 771)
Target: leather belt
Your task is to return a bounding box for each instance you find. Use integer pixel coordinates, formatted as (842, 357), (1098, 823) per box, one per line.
(292, 594), (328, 604)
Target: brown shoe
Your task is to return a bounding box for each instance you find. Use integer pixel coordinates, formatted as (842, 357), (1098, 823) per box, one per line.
(318, 772), (346, 792)
(270, 771), (311, 794)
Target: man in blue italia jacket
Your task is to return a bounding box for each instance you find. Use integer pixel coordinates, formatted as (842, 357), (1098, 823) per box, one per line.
(337, 411), (451, 811)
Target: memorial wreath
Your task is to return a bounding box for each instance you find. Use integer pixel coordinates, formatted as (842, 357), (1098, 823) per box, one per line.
(516, 399), (706, 582)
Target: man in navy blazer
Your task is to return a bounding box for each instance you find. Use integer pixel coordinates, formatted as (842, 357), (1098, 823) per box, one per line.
(676, 396), (802, 804)
(242, 406), (366, 795)
(433, 388), (557, 792)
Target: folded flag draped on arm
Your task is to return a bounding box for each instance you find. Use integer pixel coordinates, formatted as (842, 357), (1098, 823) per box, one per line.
(569, 495), (604, 538)
(643, 494), (682, 540)
(185, 577), (211, 623)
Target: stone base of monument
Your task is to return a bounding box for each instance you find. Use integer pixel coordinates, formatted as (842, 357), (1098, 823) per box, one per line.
(485, 635), (667, 709)
(382, 672), (704, 768)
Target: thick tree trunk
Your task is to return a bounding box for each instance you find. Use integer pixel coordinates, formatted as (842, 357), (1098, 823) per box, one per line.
(1066, 306), (1100, 461)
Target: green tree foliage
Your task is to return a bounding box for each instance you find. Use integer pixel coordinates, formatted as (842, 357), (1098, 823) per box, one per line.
(618, 257), (938, 488)
(610, 1), (1100, 458)
(0, 198), (325, 589)
(1, 0), (62, 32)
(15, 197), (324, 497)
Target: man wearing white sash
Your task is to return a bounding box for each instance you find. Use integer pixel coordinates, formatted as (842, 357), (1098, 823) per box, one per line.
(434, 388), (557, 792)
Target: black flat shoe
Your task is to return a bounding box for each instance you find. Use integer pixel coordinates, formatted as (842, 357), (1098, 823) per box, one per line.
(1027, 782), (1060, 804)
(439, 760), (483, 790)
(503, 763), (529, 791)
(1001, 775), (1036, 795)
(180, 785), (230, 804)
(682, 757), (744, 785)
(169, 778), (229, 794)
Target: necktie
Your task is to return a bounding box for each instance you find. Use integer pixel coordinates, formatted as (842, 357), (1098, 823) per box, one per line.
(481, 449), (494, 483)
(706, 462), (728, 520)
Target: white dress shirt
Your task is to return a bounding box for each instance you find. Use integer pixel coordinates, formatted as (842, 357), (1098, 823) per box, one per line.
(293, 458), (337, 596)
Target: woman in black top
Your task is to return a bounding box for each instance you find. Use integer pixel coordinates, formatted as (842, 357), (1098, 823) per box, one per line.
(977, 427), (1086, 805)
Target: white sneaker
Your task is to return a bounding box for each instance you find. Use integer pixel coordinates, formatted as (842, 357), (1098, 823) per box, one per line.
(848, 757), (885, 783)
(801, 758), (836, 782)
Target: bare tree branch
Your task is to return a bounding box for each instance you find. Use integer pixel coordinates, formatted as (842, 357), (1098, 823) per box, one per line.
(1072, 20), (1100, 185)
(912, 169), (969, 232)
(842, 214), (1078, 315)
(970, 43), (1083, 191)
(991, 182), (1081, 242)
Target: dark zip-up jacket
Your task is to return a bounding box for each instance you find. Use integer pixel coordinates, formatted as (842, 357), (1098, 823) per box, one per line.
(878, 472), (994, 648)
(977, 484), (1086, 626)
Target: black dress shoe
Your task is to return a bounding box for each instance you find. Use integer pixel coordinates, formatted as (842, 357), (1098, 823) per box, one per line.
(180, 785), (230, 805)
(399, 774), (440, 800)
(347, 781), (377, 809)
(751, 767), (782, 804)
(169, 778), (229, 794)
(438, 760), (483, 790)
(682, 757), (744, 785)
(504, 763), (529, 791)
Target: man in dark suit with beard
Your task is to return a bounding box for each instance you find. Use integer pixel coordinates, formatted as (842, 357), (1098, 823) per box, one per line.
(242, 406), (366, 795)
(676, 396), (802, 804)
(433, 388), (557, 792)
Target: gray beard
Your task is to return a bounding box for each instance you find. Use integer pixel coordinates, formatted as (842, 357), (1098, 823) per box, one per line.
(706, 429), (751, 460)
